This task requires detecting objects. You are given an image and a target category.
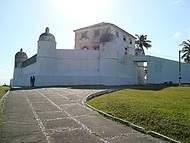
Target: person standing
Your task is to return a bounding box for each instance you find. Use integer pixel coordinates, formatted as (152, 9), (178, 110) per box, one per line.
(30, 76), (33, 87)
(32, 75), (35, 87)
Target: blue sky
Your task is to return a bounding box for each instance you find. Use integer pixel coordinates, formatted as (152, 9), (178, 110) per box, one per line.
(0, 0), (189, 85)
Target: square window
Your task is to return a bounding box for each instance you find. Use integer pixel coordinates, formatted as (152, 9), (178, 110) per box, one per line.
(93, 45), (100, 50)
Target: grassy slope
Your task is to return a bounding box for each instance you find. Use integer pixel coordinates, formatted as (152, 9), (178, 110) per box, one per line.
(0, 86), (9, 99)
(88, 87), (190, 143)
(0, 86), (10, 126)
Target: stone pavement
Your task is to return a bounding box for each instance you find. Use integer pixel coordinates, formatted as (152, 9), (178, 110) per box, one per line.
(0, 88), (163, 143)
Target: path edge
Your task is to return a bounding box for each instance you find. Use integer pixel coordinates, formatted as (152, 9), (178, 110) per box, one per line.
(82, 89), (180, 143)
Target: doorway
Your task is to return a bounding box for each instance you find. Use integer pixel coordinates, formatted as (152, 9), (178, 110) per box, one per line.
(136, 62), (147, 85)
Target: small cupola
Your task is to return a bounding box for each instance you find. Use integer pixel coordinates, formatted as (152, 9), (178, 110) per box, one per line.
(39, 27), (56, 42)
(15, 48), (28, 67)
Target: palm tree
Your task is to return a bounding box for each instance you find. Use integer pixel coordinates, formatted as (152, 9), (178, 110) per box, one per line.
(180, 40), (190, 64)
(135, 34), (152, 55)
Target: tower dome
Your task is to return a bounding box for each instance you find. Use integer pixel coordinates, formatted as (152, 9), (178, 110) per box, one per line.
(15, 48), (28, 67)
(39, 27), (55, 42)
(15, 48), (27, 58)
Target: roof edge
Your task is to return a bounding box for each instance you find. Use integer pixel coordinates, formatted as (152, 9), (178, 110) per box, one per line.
(73, 22), (136, 39)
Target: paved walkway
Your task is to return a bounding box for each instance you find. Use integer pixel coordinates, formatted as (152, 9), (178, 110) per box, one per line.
(0, 88), (163, 143)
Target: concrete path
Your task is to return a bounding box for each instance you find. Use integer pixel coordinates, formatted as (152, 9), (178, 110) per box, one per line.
(0, 88), (163, 143)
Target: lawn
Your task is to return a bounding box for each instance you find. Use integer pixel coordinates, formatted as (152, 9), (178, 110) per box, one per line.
(0, 86), (9, 99)
(0, 86), (10, 126)
(87, 86), (190, 143)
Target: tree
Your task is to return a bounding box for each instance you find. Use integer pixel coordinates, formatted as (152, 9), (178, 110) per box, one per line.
(180, 39), (190, 64)
(135, 34), (152, 55)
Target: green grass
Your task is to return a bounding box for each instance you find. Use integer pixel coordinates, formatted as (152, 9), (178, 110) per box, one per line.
(0, 86), (9, 99)
(0, 86), (10, 126)
(87, 86), (190, 143)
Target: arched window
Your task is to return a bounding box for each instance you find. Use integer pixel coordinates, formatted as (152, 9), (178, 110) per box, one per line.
(82, 46), (88, 50)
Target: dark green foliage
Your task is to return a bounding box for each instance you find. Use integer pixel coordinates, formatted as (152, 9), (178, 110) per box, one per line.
(180, 40), (190, 64)
(135, 34), (152, 54)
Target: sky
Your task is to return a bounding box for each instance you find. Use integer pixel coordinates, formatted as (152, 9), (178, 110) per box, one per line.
(0, 0), (189, 85)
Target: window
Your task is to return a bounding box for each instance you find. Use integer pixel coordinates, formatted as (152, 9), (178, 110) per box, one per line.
(124, 47), (128, 55)
(129, 38), (132, 44)
(116, 31), (119, 37)
(81, 31), (88, 39)
(93, 45), (100, 50)
(123, 35), (126, 41)
(82, 46), (88, 50)
(94, 30), (100, 37)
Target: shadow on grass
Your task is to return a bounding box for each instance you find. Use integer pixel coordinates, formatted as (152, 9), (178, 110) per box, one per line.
(128, 83), (190, 91)
(126, 85), (176, 91)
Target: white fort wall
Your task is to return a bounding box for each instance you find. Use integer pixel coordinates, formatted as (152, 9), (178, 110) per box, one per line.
(34, 42), (138, 86)
(11, 24), (190, 87)
(10, 63), (37, 86)
(75, 23), (136, 56)
(146, 56), (190, 84)
(56, 49), (99, 75)
(11, 47), (190, 86)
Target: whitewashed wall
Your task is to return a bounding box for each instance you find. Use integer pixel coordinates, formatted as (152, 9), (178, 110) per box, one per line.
(33, 41), (138, 86)
(11, 45), (190, 86)
(10, 63), (37, 86)
(74, 24), (136, 57)
(11, 42), (139, 86)
(12, 23), (190, 87)
(147, 56), (190, 84)
(75, 25), (108, 50)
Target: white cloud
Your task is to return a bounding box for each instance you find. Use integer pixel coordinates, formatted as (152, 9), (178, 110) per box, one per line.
(175, 0), (183, 4)
(171, 32), (181, 39)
